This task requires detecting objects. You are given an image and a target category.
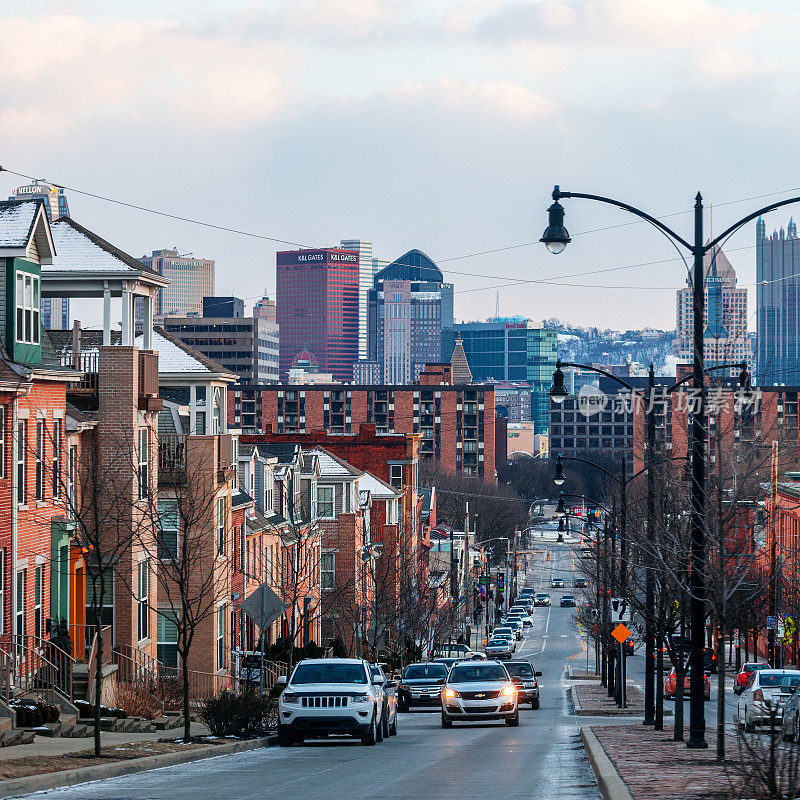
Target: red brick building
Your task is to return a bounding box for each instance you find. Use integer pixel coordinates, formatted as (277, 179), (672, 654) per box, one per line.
(232, 365), (496, 480)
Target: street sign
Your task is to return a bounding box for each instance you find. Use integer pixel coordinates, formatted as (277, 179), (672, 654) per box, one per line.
(479, 574), (489, 585)
(610, 597), (632, 624)
(611, 623), (631, 644)
(767, 616), (778, 630)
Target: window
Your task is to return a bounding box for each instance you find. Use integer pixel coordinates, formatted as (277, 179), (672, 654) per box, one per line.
(321, 552), (335, 590)
(34, 565), (43, 638)
(318, 486), (334, 518)
(15, 272), (40, 345)
(389, 464), (403, 489)
(16, 421), (26, 505)
(0, 406), (5, 479)
(35, 421), (44, 501)
(216, 606), (225, 671)
(231, 440), (238, 490)
(137, 561), (149, 641)
(15, 569), (26, 635)
(157, 500), (179, 560)
(67, 444), (77, 511)
(217, 497), (226, 556)
(138, 429), (148, 500)
(52, 420), (60, 498)
(157, 608), (178, 668)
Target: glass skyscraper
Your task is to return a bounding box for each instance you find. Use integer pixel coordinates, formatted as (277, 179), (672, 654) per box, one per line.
(340, 239), (373, 361)
(756, 217), (800, 385)
(276, 248), (360, 381)
(441, 318), (557, 432)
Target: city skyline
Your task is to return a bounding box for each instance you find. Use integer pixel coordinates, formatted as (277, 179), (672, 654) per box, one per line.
(3, 2), (799, 330)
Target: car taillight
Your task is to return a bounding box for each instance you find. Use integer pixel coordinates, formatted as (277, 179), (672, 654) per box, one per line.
(754, 690), (764, 702)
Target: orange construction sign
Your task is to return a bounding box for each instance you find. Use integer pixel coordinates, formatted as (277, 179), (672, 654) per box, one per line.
(611, 623), (631, 644)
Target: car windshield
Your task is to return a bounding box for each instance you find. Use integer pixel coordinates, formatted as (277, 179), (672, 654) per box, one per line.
(759, 673), (800, 688)
(562, 596), (575, 601)
(488, 640), (507, 647)
(449, 665), (508, 683)
(535, 593), (548, 599)
(745, 664), (770, 672)
(292, 663), (367, 685)
(506, 663), (533, 677)
(404, 664), (447, 679)
(494, 627), (512, 634)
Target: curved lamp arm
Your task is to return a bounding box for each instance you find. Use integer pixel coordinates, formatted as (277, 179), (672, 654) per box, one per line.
(707, 196), (800, 252)
(553, 187), (692, 251)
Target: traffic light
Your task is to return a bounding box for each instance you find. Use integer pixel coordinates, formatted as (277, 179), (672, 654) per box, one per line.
(498, 573), (505, 590)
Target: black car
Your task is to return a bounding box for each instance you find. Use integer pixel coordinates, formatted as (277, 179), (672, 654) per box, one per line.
(560, 595), (576, 607)
(397, 662), (449, 710)
(505, 660), (542, 709)
(574, 578), (588, 588)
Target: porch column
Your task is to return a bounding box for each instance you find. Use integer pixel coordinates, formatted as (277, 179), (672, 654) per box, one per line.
(189, 383), (197, 435)
(102, 284), (111, 346)
(142, 293), (153, 351)
(207, 382), (215, 434)
(121, 284), (132, 346)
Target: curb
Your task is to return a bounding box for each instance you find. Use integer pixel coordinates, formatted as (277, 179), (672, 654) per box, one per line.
(0, 735), (276, 799)
(580, 726), (634, 800)
(570, 684), (582, 714)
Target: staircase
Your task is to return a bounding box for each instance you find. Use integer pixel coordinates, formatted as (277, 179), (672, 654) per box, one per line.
(26, 712), (92, 739)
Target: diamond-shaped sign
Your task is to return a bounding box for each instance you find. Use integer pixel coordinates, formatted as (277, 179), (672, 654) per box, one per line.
(611, 623), (631, 644)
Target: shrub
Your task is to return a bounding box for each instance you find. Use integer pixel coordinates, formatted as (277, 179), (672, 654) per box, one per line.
(74, 699), (127, 719)
(111, 681), (162, 720)
(11, 701), (58, 727)
(198, 691), (277, 738)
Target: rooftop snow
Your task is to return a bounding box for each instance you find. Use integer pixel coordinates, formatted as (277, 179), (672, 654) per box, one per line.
(0, 202), (37, 248)
(358, 471), (401, 499)
(309, 447), (361, 478)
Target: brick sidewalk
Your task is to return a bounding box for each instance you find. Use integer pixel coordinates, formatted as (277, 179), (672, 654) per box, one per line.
(590, 724), (733, 800)
(574, 682), (644, 715)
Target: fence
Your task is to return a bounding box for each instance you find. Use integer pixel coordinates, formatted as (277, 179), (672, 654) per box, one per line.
(0, 636), (66, 707)
(58, 351), (99, 392)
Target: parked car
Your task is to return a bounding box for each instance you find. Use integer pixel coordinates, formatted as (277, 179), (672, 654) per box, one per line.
(441, 660), (519, 728)
(737, 670), (800, 732)
(506, 619), (524, 640)
(492, 627), (516, 648)
(664, 667), (710, 701)
(781, 681), (800, 741)
(663, 636), (718, 673)
(505, 660), (542, 709)
(512, 600), (534, 614)
(560, 595), (576, 608)
(397, 662), (449, 711)
(277, 658), (386, 746)
(734, 662), (771, 695)
(485, 637), (514, 660)
(434, 644), (485, 661)
(551, 578), (565, 589)
(370, 664), (398, 738)
(574, 578), (588, 588)
(534, 593), (552, 607)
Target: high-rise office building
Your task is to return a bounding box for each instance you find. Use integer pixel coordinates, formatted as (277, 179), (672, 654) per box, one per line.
(9, 182), (70, 329)
(163, 296), (279, 384)
(368, 250), (454, 383)
(757, 218), (800, 385)
(340, 239), (373, 360)
(140, 248), (215, 322)
(441, 318), (557, 432)
(673, 244), (749, 375)
(253, 291), (277, 322)
(276, 248), (359, 381)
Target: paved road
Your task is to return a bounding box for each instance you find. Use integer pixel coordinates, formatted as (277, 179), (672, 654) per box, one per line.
(19, 542), (601, 800)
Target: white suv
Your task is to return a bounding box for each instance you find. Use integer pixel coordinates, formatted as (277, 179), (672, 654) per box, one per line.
(277, 658), (385, 746)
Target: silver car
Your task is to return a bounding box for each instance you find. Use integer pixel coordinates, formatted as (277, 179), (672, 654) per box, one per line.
(737, 669), (800, 731)
(485, 637), (513, 660)
(441, 660), (519, 727)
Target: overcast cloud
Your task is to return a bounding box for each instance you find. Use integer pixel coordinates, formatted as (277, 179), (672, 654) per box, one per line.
(3, 0), (800, 330)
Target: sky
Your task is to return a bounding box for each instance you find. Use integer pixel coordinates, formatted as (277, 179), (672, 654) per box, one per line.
(2, 0), (800, 331)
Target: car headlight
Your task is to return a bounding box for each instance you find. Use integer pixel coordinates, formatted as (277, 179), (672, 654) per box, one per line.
(282, 693), (299, 704)
(444, 688), (460, 699)
(502, 685), (517, 697)
(351, 694), (371, 703)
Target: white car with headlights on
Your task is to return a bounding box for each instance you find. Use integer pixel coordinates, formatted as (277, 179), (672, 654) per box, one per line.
(441, 660), (519, 728)
(277, 658), (384, 746)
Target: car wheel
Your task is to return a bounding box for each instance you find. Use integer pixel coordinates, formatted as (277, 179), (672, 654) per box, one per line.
(441, 712), (453, 728)
(532, 699), (540, 710)
(505, 710), (520, 727)
(744, 710), (755, 734)
(361, 714), (378, 746)
(389, 713), (398, 736)
(398, 699), (409, 713)
(278, 726), (293, 747)
(382, 705), (390, 739)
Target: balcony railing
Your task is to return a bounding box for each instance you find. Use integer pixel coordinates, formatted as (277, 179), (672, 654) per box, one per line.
(59, 351), (98, 393)
(159, 434), (187, 475)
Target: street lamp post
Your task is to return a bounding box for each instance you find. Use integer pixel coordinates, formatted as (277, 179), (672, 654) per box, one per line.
(541, 185), (795, 747)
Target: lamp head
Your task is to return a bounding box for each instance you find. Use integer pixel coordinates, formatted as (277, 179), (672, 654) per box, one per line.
(541, 193), (571, 255)
(553, 454), (565, 486)
(549, 361), (568, 404)
(556, 492), (566, 515)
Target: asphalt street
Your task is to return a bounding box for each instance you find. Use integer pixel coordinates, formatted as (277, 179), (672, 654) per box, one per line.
(18, 541), (602, 800)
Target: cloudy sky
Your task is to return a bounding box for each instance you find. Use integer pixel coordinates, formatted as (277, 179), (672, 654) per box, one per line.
(2, 0), (799, 330)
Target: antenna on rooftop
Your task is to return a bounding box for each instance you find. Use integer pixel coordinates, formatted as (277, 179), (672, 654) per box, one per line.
(495, 291), (500, 318)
